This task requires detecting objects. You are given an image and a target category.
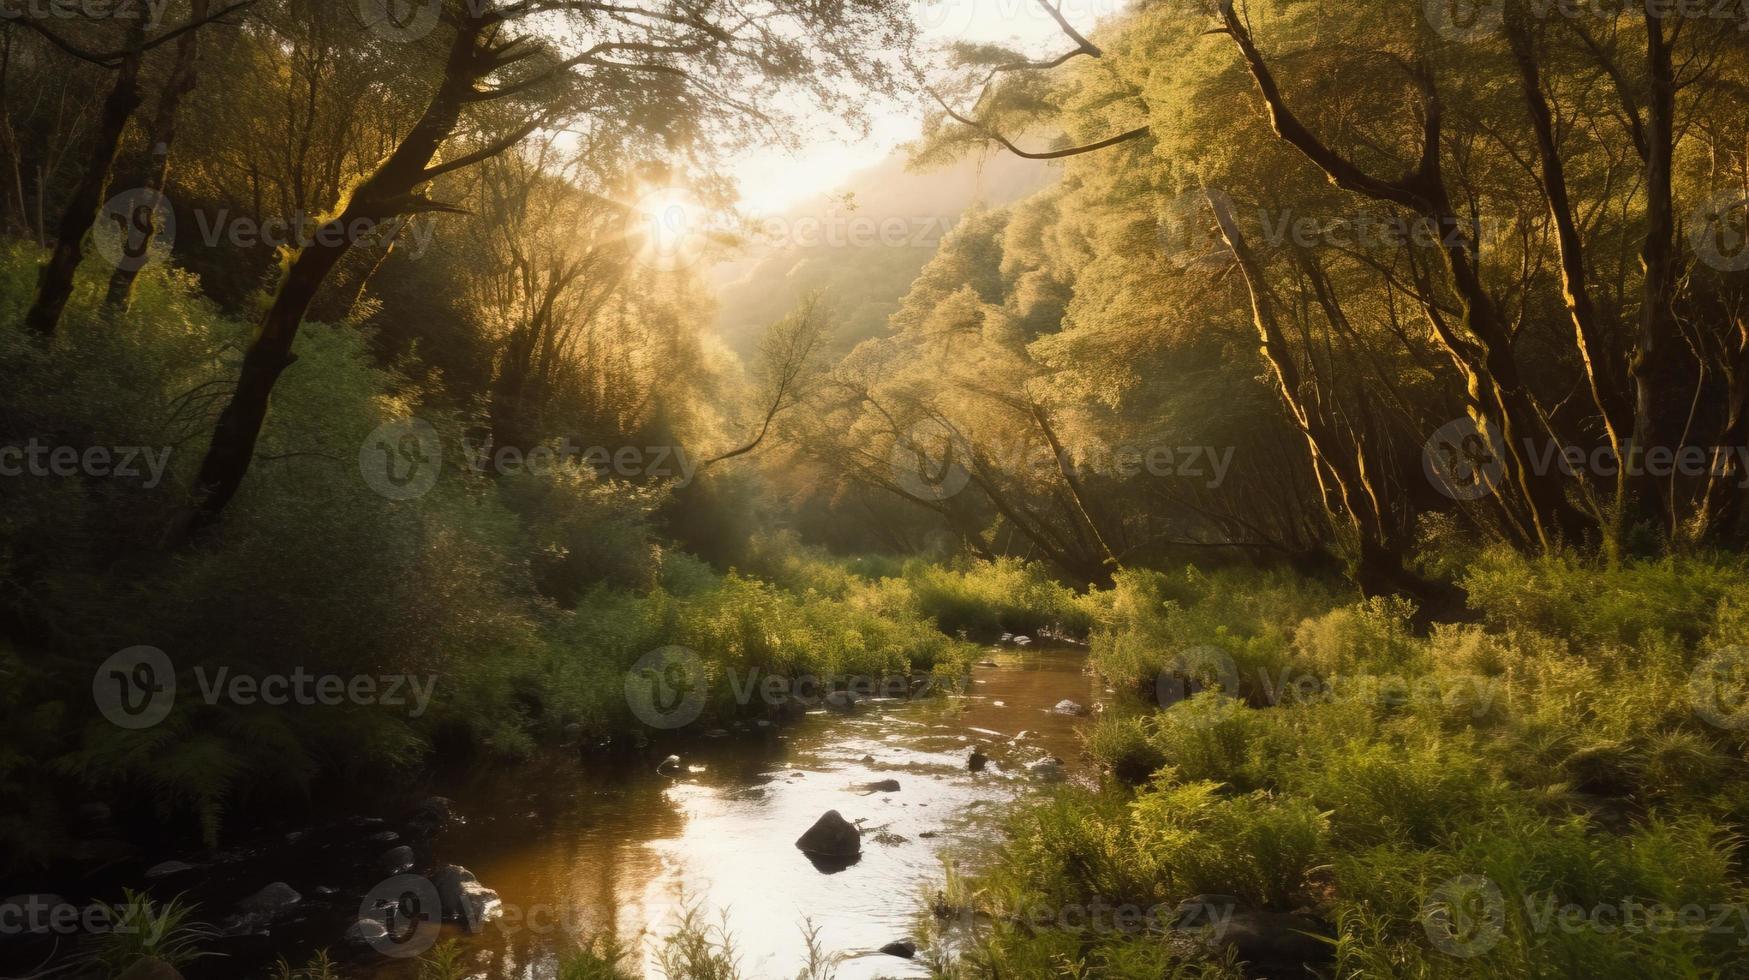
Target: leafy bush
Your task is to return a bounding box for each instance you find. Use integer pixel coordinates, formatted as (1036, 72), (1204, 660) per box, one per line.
(902, 557), (1093, 639)
(1084, 713), (1165, 785)
(938, 553), (1749, 976)
(0, 250), (984, 862)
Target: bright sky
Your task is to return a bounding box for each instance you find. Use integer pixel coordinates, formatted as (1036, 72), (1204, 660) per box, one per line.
(728, 0), (1127, 215)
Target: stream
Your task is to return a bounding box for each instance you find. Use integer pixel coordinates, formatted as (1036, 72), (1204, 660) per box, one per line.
(5, 646), (1100, 979)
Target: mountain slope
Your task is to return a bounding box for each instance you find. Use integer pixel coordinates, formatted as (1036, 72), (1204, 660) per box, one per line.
(711, 148), (1055, 358)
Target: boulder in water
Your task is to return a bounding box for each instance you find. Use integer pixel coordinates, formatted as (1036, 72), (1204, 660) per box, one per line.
(1027, 757), (1065, 780)
(435, 864), (502, 932)
(967, 748), (989, 772)
(409, 796), (459, 832)
(880, 939), (917, 959)
(379, 845), (415, 874)
(238, 882), (301, 913)
(344, 917), (388, 945)
(145, 860), (194, 879)
(116, 957), (185, 980)
(1052, 699), (1086, 716)
(795, 810), (861, 858)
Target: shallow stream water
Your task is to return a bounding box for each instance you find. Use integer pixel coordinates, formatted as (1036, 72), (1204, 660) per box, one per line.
(366, 645), (1099, 979)
(3, 646), (1100, 979)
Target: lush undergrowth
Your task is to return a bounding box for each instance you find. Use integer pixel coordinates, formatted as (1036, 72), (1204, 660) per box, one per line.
(740, 535), (1094, 641)
(24, 253), (1748, 980)
(933, 555), (1749, 978)
(0, 252), (1079, 869)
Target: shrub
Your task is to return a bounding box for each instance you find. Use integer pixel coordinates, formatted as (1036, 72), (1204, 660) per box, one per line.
(1129, 779), (1329, 908)
(903, 557), (1093, 638)
(939, 551), (1749, 976)
(1085, 713), (1167, 785)
(1291, 596), (1427, 679)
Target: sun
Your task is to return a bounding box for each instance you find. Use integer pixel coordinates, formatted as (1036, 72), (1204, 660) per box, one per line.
(631, 186), (704, 264)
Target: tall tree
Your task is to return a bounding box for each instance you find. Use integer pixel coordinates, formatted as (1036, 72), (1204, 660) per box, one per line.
(183, 0), (913, 534)
(16, 0), (253, 335)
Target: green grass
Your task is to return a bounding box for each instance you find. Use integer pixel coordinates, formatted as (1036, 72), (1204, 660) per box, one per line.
(75, 890), (220, 978)
(931, 554), (1749, 977)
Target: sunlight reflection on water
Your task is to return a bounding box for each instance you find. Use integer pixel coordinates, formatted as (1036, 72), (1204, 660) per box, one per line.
(371, 646), (1099, 979)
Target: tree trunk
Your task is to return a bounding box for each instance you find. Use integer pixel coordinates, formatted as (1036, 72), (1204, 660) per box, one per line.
(1216, 0), (1592, 550)
(1029, 400), (1120, 572)
(24, 27), (148, 336)
(1507, 14), (1633, 544)
(334, 216), (407, 319)
(1696, 316), (1749, 544)
(1627, 13), (1684, 537)
(106, 0), (209, 310)
(1419, 175), (1593, 548)
(1212, 192), (1462, 606)
(184, 15), (486, 533)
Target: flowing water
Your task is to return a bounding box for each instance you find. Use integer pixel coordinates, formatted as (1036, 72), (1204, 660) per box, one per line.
(368, 645), (1099, 979)
(5, 646), (1098, 980)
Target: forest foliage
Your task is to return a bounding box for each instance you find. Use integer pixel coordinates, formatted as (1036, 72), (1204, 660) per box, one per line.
(4, 0), (1749, 976)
